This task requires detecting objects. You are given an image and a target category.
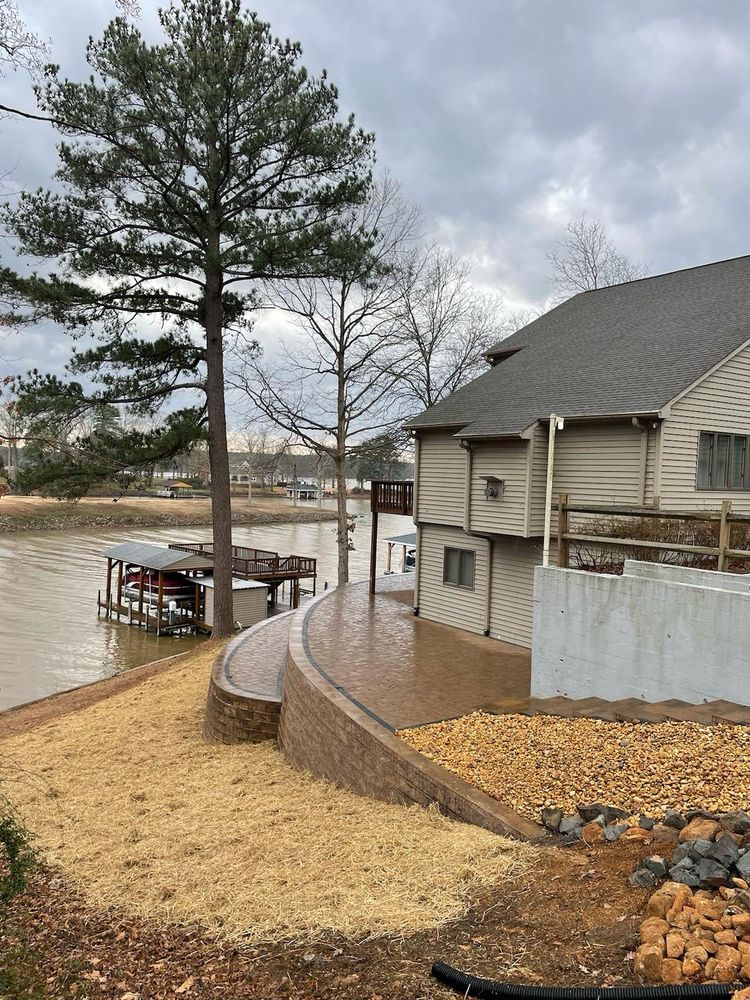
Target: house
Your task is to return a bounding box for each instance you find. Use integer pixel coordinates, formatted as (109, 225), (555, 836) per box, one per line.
(286, 481), (319, 501)
(405, 254), (750, 649)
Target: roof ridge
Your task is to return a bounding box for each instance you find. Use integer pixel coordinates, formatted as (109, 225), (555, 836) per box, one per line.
(583, 251), (750, 294)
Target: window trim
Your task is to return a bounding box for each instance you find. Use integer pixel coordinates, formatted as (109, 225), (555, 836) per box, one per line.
(696, 431), (750, 491)
(443, 546), (475, 590)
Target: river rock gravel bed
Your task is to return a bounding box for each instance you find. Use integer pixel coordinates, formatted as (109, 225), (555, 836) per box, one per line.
(399, 712), (750, 821)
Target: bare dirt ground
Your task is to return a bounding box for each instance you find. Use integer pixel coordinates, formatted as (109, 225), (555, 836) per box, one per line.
(0, 494), (336, 533)
(1, 843), (652, 999)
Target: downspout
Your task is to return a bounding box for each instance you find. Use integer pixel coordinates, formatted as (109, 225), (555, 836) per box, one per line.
(632, 417), (649, 506)
(459, 440), (493, 637)
(542, 415), (563, 567)
(412, 434), (422, 616)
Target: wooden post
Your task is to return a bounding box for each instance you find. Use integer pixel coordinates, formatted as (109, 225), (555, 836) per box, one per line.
(194, 582), (200, 625)
(718, 500), (732, 572)
(156, 571), (164, 636)
(138, 568), (144, 618)
(116, 561), (124, 620)
(557, 493), (570, 569)
(105, 558), (113, 612)
(386, 541), (393, 574)
(369, 507), (379, 596)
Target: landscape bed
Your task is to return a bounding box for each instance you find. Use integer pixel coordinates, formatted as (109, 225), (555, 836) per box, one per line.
(399, 711), (750, 821)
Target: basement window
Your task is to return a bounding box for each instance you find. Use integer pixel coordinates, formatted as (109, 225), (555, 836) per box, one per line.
(697, 431), (750, 489)
(443, 547), (475, 590)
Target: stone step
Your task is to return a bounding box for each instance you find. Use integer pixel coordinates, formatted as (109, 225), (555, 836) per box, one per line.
(649, 699), (717, 724)
(708, 702), (750, 725)
(605, 698), (669, 723)
(481, 694), (750, 728)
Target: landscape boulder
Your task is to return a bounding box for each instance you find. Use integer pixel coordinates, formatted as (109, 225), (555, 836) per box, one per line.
(680, 817), (723, 843)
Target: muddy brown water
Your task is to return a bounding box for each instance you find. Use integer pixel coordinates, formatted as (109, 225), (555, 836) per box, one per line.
(0, 499), (413, 712)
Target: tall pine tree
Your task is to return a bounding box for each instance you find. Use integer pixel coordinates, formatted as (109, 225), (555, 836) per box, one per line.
(0, 0), (374, 636)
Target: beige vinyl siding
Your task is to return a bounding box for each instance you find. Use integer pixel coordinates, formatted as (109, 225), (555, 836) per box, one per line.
(469, 440), (529, 536)
(417, 524), (488, 634)
(203, 584), (268, 629)
(528, 420), (645, 534)
(416, 432), (466, 526)
(659, 342), (750, 512)
(489, 537), (548, 648)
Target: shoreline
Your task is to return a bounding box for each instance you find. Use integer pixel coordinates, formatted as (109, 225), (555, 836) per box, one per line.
(0, 646), (214, 738)
(0, 494), (338, 535)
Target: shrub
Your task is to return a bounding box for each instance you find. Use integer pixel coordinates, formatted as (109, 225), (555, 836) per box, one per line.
(570, 514), (750, 575)
(0, 804), (35, 903)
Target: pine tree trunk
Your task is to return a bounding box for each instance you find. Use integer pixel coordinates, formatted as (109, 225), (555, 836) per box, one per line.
(335, 452), (349, 585)
(204, 261), (234, 639)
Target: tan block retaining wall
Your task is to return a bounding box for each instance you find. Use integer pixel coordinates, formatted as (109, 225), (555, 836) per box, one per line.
(278, 584), (543, 841)
(204, 619), (284, 745)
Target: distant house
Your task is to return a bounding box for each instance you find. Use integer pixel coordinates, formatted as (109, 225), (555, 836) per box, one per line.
(406, 255), (750, 648)
(286, 482), (319, 501)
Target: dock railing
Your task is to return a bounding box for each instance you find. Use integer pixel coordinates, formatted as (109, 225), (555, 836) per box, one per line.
(556, 495), (750, 572)
(168, 542), (317, 580)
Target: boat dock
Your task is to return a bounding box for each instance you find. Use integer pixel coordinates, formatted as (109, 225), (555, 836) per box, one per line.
(98, 540), (317, 636)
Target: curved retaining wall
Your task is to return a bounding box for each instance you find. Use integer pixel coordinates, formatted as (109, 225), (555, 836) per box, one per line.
(278, 584), (542, 841)
(204, 615), (289, 745)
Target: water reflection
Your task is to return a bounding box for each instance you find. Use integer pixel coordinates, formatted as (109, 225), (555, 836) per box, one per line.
(0, 498), (413, 710)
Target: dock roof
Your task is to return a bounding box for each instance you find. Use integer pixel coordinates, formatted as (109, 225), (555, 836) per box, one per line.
(103, 542), (215, 572)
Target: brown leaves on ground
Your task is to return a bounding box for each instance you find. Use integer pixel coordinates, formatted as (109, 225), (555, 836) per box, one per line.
(1, 844), (652, 1000)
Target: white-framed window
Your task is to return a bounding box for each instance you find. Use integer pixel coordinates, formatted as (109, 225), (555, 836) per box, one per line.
(443, 546), (475, 590)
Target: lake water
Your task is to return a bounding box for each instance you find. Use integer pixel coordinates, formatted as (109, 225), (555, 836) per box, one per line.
(0, 498), (413, 711)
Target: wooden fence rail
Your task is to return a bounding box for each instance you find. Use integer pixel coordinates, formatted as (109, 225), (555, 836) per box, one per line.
(557, 495), (750, 573)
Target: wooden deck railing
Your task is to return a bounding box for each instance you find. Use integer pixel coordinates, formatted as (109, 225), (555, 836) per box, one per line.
(556, 495), (750, 571)
(371, 480), (414, 515)
(169, 542), (317, 580)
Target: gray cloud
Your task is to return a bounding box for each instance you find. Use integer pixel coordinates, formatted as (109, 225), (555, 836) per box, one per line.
(3, 0), (750, 378)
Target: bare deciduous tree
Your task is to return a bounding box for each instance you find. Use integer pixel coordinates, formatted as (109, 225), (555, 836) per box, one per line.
(234, 175), (421, 585)
(0, 0), (48, 76)
(393, 244), (505, 410)
(548, 215), (646, 296)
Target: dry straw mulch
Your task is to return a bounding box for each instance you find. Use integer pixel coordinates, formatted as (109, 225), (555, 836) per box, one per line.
(0, 647), (532, 942)
(400, 711), (750, 821)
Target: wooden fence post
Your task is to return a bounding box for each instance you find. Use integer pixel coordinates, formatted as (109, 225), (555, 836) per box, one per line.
(718, 500), (732, 572)
(557, 493), (570, 568)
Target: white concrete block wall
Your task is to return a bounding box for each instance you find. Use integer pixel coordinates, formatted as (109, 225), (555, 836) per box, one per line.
(531, 562), (750, 705)
(622, 559), (750, 595)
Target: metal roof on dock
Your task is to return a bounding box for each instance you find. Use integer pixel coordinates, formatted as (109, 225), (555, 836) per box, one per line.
(103, 542), (215, 572)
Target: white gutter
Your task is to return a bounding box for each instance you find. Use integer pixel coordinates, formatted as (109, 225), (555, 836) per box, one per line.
(542, 414), (564, 567)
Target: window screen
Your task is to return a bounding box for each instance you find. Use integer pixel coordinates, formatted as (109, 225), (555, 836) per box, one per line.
(443, 547), (475, 589)
(697, 431), (750, 490)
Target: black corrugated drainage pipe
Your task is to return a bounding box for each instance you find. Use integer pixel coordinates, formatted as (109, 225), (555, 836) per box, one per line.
(431, 962), (741, 1000)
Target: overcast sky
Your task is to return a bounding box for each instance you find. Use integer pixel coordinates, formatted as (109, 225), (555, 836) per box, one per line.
(2, 0), (750, 389)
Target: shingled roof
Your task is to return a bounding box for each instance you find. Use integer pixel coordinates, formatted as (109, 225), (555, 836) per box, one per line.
(405, 254), (750, 439)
